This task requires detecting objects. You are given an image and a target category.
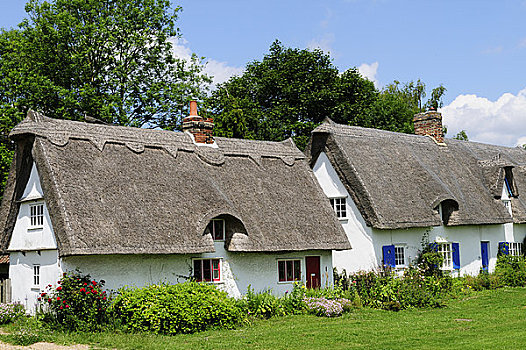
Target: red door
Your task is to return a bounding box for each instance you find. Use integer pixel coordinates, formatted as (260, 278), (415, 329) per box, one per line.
(306, 256), (321, 288)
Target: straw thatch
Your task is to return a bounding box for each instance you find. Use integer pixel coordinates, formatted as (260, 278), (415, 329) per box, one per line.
(0, 111), (350, 257)
(306, 119), (526, 229)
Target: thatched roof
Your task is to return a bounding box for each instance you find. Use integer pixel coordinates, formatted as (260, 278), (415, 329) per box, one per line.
(0, 111), (350, 257)
(306, 119), (526, 229)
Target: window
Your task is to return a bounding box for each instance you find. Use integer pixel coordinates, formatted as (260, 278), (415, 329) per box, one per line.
(29, 203), (44, 228)
(33, 265), (40, 286)
(329, 197), (347, 219)
(437, 243), (452, 270)
(394, 246), (406, 267)
(207, 219), (225, 241)
(278, 259), (301, 282)
(499, 242), (523, 256)
(193, 259), (220, 282)
(503, 200), (512, 215)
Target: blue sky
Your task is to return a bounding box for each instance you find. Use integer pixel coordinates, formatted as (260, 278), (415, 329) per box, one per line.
(2, 0), (526, 146)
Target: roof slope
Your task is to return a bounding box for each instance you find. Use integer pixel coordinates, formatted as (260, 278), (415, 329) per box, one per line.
(0, 111), (350, 257)
(307, 120), (526, 229)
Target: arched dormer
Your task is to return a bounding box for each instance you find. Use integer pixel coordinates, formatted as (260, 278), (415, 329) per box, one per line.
(198, 212), (249, 250)
(434, 199), (459, 226)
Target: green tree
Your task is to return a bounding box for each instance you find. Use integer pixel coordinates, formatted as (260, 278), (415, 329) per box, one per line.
(0, 0), (210, 201)
(453, 130), (469, 141)
(206, 41), (377, 149)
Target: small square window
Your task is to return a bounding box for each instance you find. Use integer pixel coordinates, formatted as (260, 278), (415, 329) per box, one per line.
(29, 203), (44, 228)
(329, 197), (347, 219)
(207, 219), (225, 241)
(193, 259), (221, 282)
(509, 242), (523, 256)
(278, 259), (301, 282)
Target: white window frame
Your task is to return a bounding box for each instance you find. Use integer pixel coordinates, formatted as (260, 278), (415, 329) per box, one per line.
(437, 242), (453, 270)
(329, 197), (347, 220)
(33, 264), (40, 287)
(277, 259), (302, 283)
(193, 258), (221, 282)
(509, 242), (523, 256)
(29, 202), (44, 229)
(394, 245), (406, 268)
(503, 199), (512, 216)
(208, 219), (225, 241)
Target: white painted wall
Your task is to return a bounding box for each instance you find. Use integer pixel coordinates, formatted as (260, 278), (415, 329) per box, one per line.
(313, 152), (526, 276)
(63, 244), (333, 298)
(9, 250), (62, 313)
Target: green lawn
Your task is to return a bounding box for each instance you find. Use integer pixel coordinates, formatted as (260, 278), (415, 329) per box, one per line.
(3, 287), (526, 349)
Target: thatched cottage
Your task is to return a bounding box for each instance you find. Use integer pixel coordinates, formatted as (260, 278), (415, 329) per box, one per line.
(306, 110), (526, 276)
(0, 105), (350, 311)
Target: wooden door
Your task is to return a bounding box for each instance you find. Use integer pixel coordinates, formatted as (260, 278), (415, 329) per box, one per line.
(481, 241), (489, 272)
(305, 256), (320, 289)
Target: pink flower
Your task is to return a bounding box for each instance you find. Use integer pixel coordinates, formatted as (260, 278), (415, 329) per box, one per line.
(65, 305), (70, 308)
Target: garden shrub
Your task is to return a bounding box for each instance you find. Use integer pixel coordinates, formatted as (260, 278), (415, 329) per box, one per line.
(242, 286), (285, 319)
(0, 303), (25, 324)
(37, 270), (110, 331)
(110, 281), (243, 335)
(495, 255), (526, 287)
(280, 283), (306, 315)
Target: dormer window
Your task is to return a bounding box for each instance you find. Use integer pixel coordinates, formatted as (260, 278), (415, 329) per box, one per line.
(29, 203), (44, 229)
(207, 219), (225, 241)
(436, 200), (459, 225)
(501, 168), (515, 216)
(329, 197), (347, 219)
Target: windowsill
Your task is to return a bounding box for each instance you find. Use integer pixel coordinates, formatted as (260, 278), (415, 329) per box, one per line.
(277, 280), (301, 284)
(31, 287), (40, 291)
(27, 227), (43, 232)
(337, 217), (348, 222)
(198, 280), (223, 284)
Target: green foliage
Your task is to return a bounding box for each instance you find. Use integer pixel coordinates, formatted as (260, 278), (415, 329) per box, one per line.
(453, 130), (469, 141)
(495, 255), (526, 287)
(414, 229), (444, 277)
(37, 270), (110, 331)
(0, 303), (25, 325)
(110, 281), (243, 334)
(206, 40), (377, 150)
(0, 0), (210, 199)
(241, 286), (286, 319)
(2, 317), (45, 346)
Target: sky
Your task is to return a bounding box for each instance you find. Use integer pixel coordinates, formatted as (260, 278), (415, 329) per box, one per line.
(1, 0), (526, 147)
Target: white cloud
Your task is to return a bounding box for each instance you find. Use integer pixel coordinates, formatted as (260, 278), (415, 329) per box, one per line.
(169, 37), (243, 87)
(307, 33), (335, 53)
(357, 62), (379, 87)
(441, 88), (526, 147)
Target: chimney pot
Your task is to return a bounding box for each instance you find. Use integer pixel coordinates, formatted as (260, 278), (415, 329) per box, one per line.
(182, 101), (214, 144)
(189, 100), (198, 116)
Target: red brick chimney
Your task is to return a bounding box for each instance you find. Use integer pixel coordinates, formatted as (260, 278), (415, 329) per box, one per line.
(182, 101), (214, 144)
(413, 109), (444, 144)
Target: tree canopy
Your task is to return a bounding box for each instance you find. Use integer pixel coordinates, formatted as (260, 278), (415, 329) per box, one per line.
(0, 0), (210, 201)
(206, 41), (446, 149)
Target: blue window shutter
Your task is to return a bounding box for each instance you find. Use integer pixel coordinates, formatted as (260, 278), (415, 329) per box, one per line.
(452, 242), (460, 270)
(382, 245), (395, 268)
(498, 242), (509, 255)
(429, 242), (438, 252)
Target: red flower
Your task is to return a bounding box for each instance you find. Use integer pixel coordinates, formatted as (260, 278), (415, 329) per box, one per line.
(37, 297), (41, 301)
(83, 282), (87, 286)
(86, 291), (90, 294)
(103, 297), (107, 301)
(60, 306), (63, 310)
(56, 286), (62, 291)
(92, 280), (97, 285)
(80, 288), (86, 292)
(41, 293), (46, 297)
(57, 297), (60, 301)
(48, 298), (51, 303)
(93, 290), (98, 294)
(63, 300), (66, 304)
(58, 280), (61, 284)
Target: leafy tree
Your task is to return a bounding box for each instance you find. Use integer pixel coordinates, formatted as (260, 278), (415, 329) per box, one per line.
(453, 130), (469, 141)
(0, 0), (210, 201)
(206, 41), (377, 149)
(207, 41), (446, 149)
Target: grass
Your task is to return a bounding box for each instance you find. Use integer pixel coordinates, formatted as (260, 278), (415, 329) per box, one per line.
(2, 287), (526, 349)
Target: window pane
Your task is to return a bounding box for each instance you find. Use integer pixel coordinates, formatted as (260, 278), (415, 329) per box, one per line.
(194, 260), (202, 281)
(286, 260), (293, 281)
(214, 220), (224, 240)
(293, 260), (301, 280)
(212, 259), (220, 280)
(203, 260), (212, 281)
(278, 261), (285, 281)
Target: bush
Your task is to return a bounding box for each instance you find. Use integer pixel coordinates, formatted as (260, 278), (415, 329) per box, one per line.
(304, 297), (351, 317)
(37, 270), (110, 331)
(241, 286), (285, 319)
(495, 255), (526, 287)
(0, 303), (25, 324)
(110, 281), (243, 335)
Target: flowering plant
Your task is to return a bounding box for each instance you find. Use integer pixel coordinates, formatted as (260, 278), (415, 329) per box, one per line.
(303, 297), (351, 317)
(0, 302), (25, 324)
(37, 270), (110, 331)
